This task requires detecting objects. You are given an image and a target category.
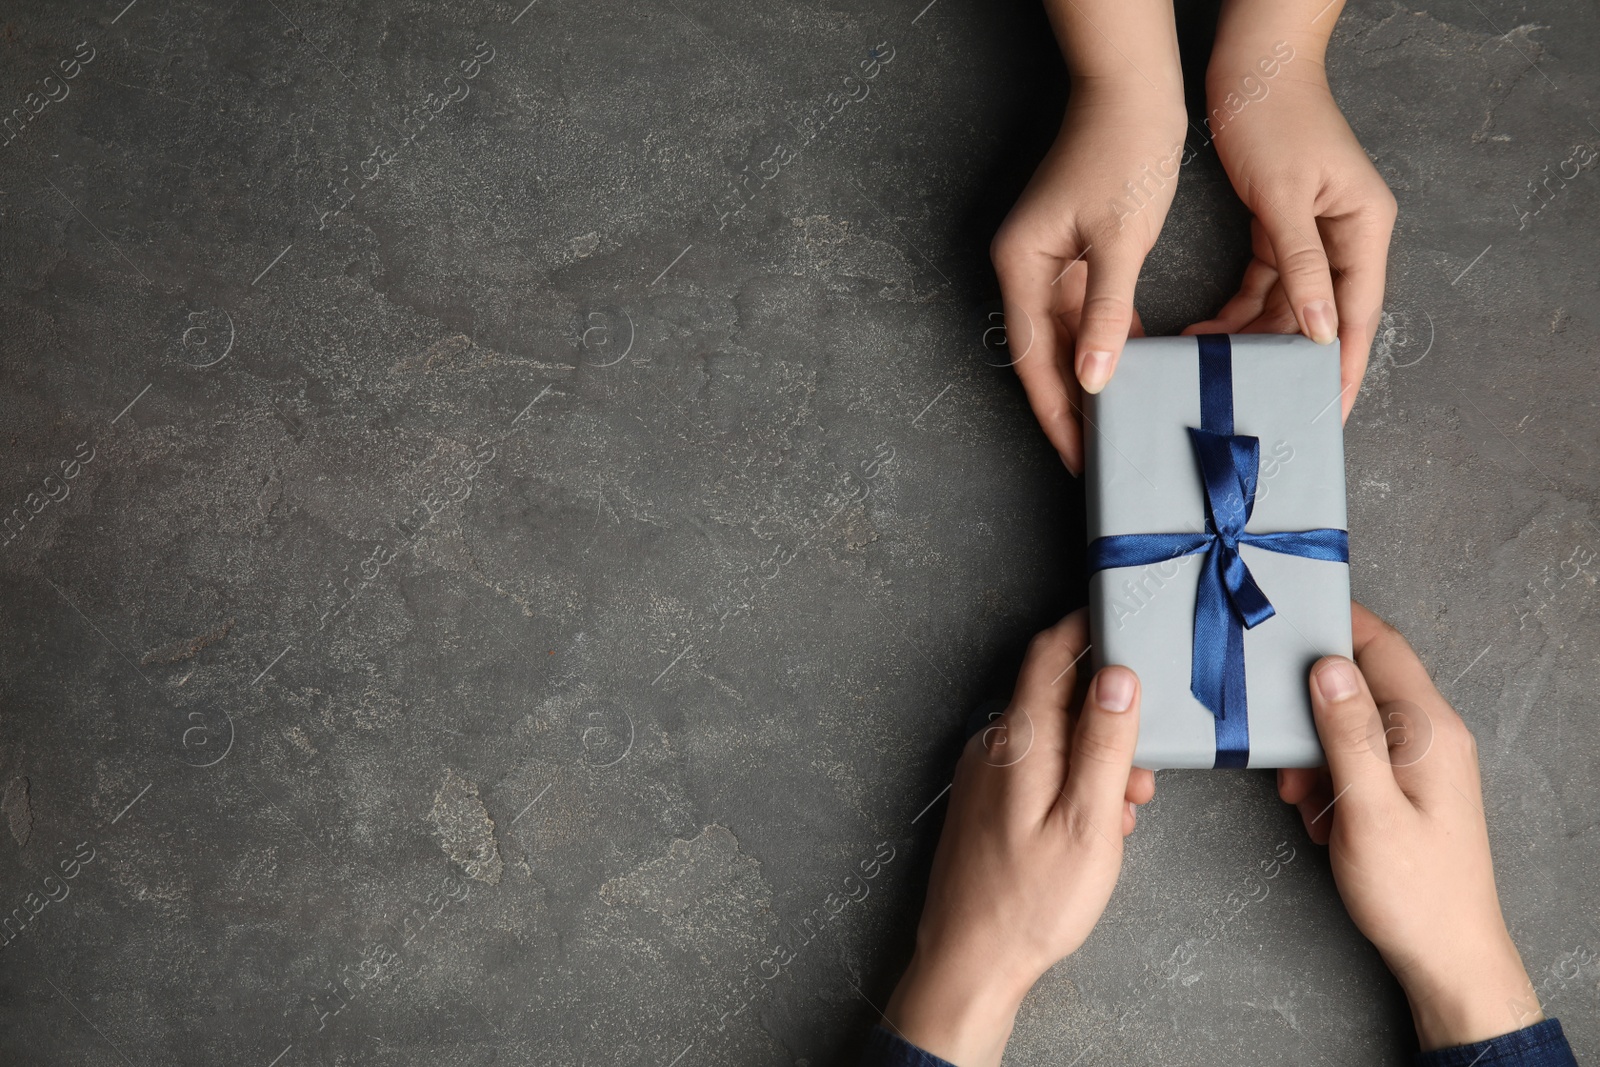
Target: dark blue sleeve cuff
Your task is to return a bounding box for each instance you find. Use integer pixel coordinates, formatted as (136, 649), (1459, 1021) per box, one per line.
(1414, 1018), (1578, 1067)
(859, 1024), (958, 1067)
(861, 1016), (1577, 1066)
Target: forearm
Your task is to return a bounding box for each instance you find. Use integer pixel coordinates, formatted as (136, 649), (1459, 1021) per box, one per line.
(1042, 0), (1184, 106)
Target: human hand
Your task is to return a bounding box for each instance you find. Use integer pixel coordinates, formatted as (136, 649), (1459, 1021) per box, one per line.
(884, 610), (1156, 1066)
(1184, 50), (1396, 423)
(1280, 602), (1539, 1050)
(992, 87), (1187, 474)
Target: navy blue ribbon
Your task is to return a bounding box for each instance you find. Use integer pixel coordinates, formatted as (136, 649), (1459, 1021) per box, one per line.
(1087, 335), (1348, 768)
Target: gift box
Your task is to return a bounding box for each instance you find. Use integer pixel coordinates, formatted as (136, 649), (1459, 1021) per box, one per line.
(1084, 334), (1351, 769)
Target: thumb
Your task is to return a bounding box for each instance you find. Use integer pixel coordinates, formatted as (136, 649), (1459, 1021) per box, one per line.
(1249, 182), (1338, 345)
(1308, 656), (1403, 805)
(1074, 245), (1144, 395)
(1056, 666), (1141, 846)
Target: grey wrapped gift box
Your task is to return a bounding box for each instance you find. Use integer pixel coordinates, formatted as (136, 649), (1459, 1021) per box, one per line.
(1084, 333), (1351, 770)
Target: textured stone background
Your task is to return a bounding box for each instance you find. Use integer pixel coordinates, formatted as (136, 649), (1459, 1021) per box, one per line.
(0, 1), (1596, 1065)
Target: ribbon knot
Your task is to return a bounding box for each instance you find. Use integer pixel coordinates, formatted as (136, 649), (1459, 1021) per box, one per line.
(1087, 335), (1349, 768)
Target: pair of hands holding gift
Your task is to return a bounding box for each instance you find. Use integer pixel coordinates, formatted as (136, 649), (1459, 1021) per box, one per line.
(884, 604), (1541, 1066)
(883, 3), (1525, 1061)
(993, 0), (1397, 473)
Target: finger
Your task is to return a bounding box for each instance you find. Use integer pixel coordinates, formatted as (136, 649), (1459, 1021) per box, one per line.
(1054, 665), (1141, 846)
(1277, 765), (1324, 805)
(1350, 603), (1450, 716)
(995, 245), (1081, 473)
(1348, 601), (1473, 803)
(1074, 243), (1145, 395)
(1309, 654), (1407, 819)
(1278, 764), (1335, 843)
(1349, 600), (1387, 652)
(1297, 774), (1336, 846)
(1225, 223), (1298, 334)
(1010, 608), (1091, 719)
(1247, 180), (1338, 345)
(976, 610), (1090, 806)
(1235, 267), (1301, 334)
(1238, 301), (1300, 336)
(1321, 193), (1396, 422)
(1126, 766), (1156, 806)
(1181, 259), (1280, 336)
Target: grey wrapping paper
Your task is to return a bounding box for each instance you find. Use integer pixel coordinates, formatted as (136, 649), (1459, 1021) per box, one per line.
(1084, 334), (1352, 769)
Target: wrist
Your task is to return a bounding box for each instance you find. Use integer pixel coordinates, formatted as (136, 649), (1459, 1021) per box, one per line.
(1394, 936), (1541, 1051)
(1210, 0), (1336, 76)
(1043, 0), (1184, 105)
(885, 949), (1032, 1067)
(1206, 34), (1328, 100)
(1068, 75), (1187, 128)
(1199, 39), (1329, 145)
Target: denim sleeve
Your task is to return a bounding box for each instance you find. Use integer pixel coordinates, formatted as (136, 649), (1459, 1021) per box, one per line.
(1414, 1019), (1578, 1067)
(859, 1025), (957, 1067)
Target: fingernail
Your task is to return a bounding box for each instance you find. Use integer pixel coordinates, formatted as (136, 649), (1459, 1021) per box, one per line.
(1078, 350), (1114, 393)
(1060, 451), (1082, 478)
(1095, 666), (1136, 712)
(1314, 659), (1360, 702)
(1303, 301), (1337, 345)
(1126, 800), (1137, 822)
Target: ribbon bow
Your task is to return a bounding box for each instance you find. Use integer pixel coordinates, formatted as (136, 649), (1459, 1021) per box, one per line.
(1086, 335), (1348, 768)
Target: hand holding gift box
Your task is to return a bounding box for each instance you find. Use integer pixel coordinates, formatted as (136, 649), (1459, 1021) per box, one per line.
(1084, 333), (1351, 769)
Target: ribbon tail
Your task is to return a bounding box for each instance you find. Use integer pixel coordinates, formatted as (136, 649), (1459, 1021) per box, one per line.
(1214, 612), (1250, 768)
(1190, 545), (1252, 768)
(1189, 547), (1231, 720)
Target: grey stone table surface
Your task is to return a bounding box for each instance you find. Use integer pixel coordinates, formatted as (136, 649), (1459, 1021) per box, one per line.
(0, 0), (1596, 1064)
